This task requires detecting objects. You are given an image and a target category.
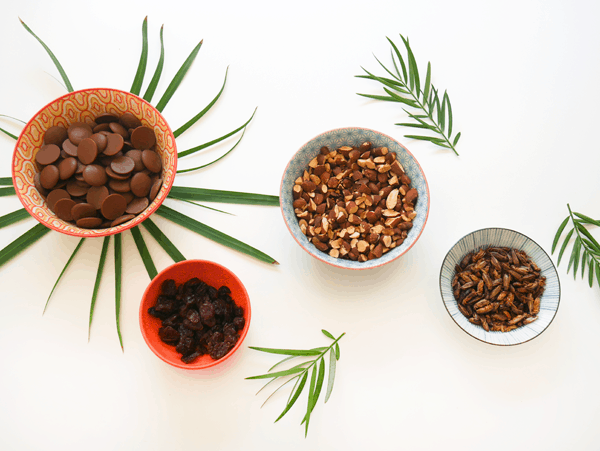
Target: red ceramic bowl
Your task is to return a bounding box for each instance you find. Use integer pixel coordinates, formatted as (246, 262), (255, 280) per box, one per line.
(139, 259), (251, 370)
(12, 87), (177, 237)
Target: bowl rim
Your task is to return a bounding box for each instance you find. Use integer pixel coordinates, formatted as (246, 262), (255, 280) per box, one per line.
(279, 126), (430, 270)
(438, 226), (561, 346)
(138, 259), (251, 370)
(12, 87), (177, 238)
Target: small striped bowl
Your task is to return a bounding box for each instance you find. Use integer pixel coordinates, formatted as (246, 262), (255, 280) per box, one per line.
(439, 228), (560, 346)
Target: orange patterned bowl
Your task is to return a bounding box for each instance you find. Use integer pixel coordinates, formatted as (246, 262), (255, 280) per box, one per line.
(12, 88), (177, 237)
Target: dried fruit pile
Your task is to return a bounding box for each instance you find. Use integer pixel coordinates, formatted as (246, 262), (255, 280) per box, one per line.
(292, 142), (418, 261)
(453, 247), (546, 332)
(149, 278), (245, 363)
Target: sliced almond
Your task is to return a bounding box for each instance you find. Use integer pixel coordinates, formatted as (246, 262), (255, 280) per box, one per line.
(386, 189), (399, 209)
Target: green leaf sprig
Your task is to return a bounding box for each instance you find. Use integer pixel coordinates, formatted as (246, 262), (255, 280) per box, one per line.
(552, 204), (600, 287)
(246, 330), (345, 437)
(357, 35), (460, 155)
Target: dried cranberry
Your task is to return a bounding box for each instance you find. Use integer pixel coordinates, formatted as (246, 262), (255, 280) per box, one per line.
(210, 342), (230, 360)
(181, 351), (201, 364)
(159, 326), (180, 344)
(200, 302), (216, 327)
(234, 306), (244, 317)
(233, 316), (245, 331)
(218, 286), (231, 296)
(223, 323), (236, 336)
(207, 286), (218, 300)
(176, 335), (195, 356)
(161, 279), (177, 296)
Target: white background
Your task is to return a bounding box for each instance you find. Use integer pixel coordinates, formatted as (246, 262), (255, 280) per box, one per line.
(1, 0), (599, 449)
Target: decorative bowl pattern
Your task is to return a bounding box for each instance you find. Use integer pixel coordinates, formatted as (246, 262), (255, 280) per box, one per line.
(439, 228), (561, 346)
(280, 127), (430, 270)
(139, 259), (251, 370)
(12, 88), (177, 237)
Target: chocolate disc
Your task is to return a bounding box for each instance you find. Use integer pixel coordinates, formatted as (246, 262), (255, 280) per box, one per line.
(93, 123), (111, 133)
(149, 178), (163, 201)
(126, 196), (149, 214)
(111, 156), (135, 175)
(109, 122), (129, 139)
(72, 203), (97, 221)
(90, 133), (108, 153)
(40, 165), (60, 189)
(63, 139), (78, 157)
(119, 113), (142, 130)
(111, 214), (135, 227)
(36, 144), (61, 165)
(34, 173), (48, 197)
(86, 185), (109, 210)
(125, 149), (145, 172)
(95, 113), (119, 124)
(44, 126), (68, 146)
(68, 122), (93, 145)
(60, 149), (69, 159)
(47, 189), (71, 211)
(105, 165), (131, 180)
(54, 198), (76, 221)
(104, 133), (124, 156)
(76, 161), (86, 174)
(141, 150), (162, 173)
(74, 174), (86, 182)
(121, 191), (134, 204)
(83, 164), (108, 186)
(131, 126), (156, 150)
(66, 179), (91, 197)
(108, 178), (131, 193)
(101, 194), (127, 220)
(130, 172), (151, 197)
(58, 157), (78, 180)
(77, 217), (103, 229)
(78, 138), (98, 165)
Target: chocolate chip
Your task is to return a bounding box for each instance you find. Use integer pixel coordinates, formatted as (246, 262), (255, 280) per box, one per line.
(77, 138), (98, 165)
(58, 157), (78, 180)
(101, 194), (127, 220)
(86, 185), (109, 210)
(131, 126), (156, 150)
(90, 133), (108, 153)
(95, 113), (119, 124)
(111, 214), (135, 227)
(105, 165), (130, 180)
(54, 198), (76, 221)
(111, 156), (135, 175)
(129, 172), (152, 198)
(76, 217), (103, 228)
(126, 196), (149, 214)
(119, 113), (142, 130)
(34, 173), (48, 197)
(141, 150), (161, 173)
(82, 164), (108, 186)
(71, 203), (97, 221)
(109, 122), (129, 139)
(67, 122), (93, 145)
(36, 144), (61, 165)
(103, 133), (124, 156)
(47, 189), (71, 211)
(108, 178), (131, 193)
(125, 149), (145, 172)
(93, 123), (111, 133)
(66, 179), (91, 197)
(40, 165), (60, 189)
(149, 178), (163, 201)
(121, 191), (134, 204)
(44, 126), (68, 146)
(63, 139), (78, 157)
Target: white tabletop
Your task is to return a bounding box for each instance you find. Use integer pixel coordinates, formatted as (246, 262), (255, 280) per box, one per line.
(1, 1), (600, 450)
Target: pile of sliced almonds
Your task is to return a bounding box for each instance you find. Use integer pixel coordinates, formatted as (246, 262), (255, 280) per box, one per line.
(292, 142), (418, 262)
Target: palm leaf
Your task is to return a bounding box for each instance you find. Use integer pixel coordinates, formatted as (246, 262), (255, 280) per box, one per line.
(130, 226), (158, 279)
(303, 365), (317, 434)
(0, 177), (13, 186)
(401, 35), (420, 94)
(386, 36), (407, 81)
(275, 371), (308, 423)
(0, 209), (31, 230)
(324, 348), (337, 403)
(422, 61), (431, 103)
(574, 212), (600, 227)
(130, 16), (148, 96)
(246, 366), (307, 380)
(143, 25), (165, 103)
(114, 234), (123, 350)
(552, 216), (570, 253)
(405, 134), (448, 146)
(141, 217), (185, 262)
(167, 195), (234, 215)
(356, 93), (398, 102)
(177, 127), (245, 173)
(0, 223), (50, 269)
(0, 127), (18, 140)
(178, 108), (256, 158)
(156, 205), (278, 264)
(20, 18), (74, 92)
(168, 186), (279, 206)
(0, 187), (16, 197)
(173, 67), (229, 138)
(248, 346), (323, 356)
(0, 114), (25, 124)
(44, 238), (85, 314)
(155, 39), (203, 112)
(557, 228), (574, 265)
(89, 236), (110, 340)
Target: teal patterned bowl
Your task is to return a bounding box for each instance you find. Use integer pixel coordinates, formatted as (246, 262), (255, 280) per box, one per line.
(439, 228), (561, 346)
(280, 127), (430, 270)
